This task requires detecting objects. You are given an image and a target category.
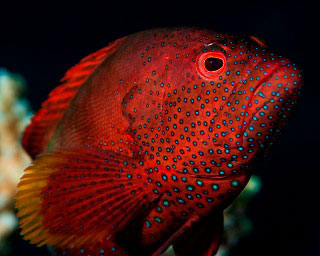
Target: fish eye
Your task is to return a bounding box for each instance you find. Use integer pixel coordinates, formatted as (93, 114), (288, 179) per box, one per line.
(205, 58), (223, 71)
(196, 52), (226, 79)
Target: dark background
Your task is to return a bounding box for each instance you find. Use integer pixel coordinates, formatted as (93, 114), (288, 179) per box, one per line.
(1, 2), (317, 256)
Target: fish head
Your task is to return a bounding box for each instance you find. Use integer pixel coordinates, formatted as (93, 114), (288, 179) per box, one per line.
(117, 28), (303, 177)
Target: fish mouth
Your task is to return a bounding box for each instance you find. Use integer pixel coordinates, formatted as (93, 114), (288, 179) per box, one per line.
(241, 61), (303, 144)
(240, 64), (280, 135)
(188, 173), (227, 180)
(185, 171), (247, 181)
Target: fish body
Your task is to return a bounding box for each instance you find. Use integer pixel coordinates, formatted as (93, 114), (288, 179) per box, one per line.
(16, 27), (303, 256)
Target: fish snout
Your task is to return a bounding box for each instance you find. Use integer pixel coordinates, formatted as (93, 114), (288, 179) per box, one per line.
(242, 61), (303, 150)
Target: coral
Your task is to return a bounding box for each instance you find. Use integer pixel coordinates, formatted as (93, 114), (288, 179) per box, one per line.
(0, 69), (32, 253)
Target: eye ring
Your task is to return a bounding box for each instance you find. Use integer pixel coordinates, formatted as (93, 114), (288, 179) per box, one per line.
(196, 52), (227, 78)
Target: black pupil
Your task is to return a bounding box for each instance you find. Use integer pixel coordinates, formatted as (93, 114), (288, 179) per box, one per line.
(204, 57), (223, 71)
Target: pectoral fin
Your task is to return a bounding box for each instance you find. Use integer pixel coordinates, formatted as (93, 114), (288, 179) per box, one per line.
(152, 216), (201, 256)
(172, 211), (224, 256)
(16, 147), (156, 250)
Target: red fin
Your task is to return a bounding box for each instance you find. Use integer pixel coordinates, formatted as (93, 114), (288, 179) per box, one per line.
(249, 35), (268, 48)
(152, 216), (201, 256)
(22, 37), (127, 159)
(16, 147), (154, 249)
(172, 212), (224, 256)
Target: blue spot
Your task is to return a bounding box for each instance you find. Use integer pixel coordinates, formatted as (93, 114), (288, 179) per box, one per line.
(232, 181), (239, 187)
(177, 198), (185, 204)
(155, 217), (162, 223)
(258, 92), (266, 98)
(163, 200), (169, 206)
(187, 185), (194, 191)
(187, 194), (193, 199)
(196, 181), (203, 186)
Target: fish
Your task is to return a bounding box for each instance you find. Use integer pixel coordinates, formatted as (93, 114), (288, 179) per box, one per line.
(15, 27), (303, 256)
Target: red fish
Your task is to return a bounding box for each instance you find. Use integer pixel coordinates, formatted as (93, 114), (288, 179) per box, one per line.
(16, 27), (303, 256)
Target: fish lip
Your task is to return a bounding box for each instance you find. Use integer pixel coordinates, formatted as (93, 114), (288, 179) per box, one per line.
(176, 171), (228, 180)
(188, 174), (226, 180)
(185, 173), (247, 181)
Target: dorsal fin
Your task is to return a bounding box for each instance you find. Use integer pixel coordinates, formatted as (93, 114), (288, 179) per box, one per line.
(22, 37), (127, 159)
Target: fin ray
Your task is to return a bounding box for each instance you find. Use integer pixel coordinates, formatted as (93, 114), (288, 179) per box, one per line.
(16, 147), (154, 249)
(173, 211), (224, 256)
(22, 37), (127, 159)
